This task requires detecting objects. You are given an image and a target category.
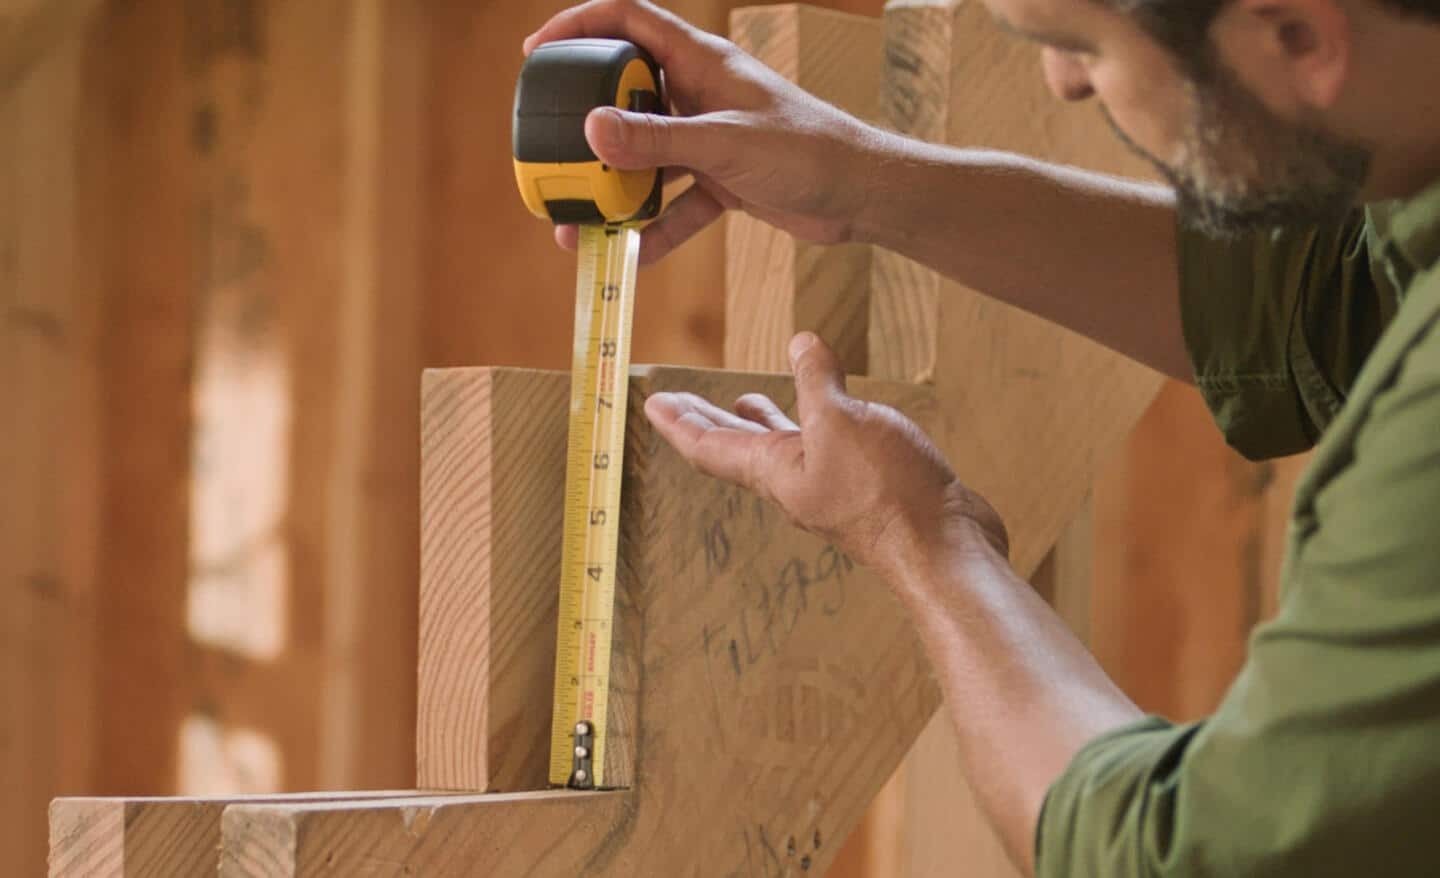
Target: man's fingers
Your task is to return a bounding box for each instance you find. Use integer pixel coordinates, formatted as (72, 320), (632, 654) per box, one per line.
(788, 332), (849, 432)
(735, 394), (799, 432)
(523, 0), (720, 86)
(640, 184), (727, 265)
(585, 108), (734, 179)
(646, 392), (799, 494)
(555, 225), (579, 252)
(648, 392), (766, 436)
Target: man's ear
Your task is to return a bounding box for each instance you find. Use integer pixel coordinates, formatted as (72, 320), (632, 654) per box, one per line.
(1230, 0), (1351, 109)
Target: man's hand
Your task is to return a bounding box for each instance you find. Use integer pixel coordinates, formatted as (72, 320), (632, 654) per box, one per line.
(524, 0), (884, 264)
(644, 332), (1008, 579)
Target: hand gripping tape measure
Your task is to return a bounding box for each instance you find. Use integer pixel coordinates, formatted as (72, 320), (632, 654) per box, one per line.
(513, 38), (666, 225)
(513, 38), (665, 789)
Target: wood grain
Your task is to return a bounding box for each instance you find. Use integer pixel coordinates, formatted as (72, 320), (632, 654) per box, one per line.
(0, 0), (99, 97)
(93, 0), (193, 803)
(218, 791), (630, 877)
(48, 791), (430, 878)
(417, 369), (570, 793)
(182, 0), (423, 793)
(867, 0), (952, 383)
(1090, 383), (1310, 720)
(0, 17), (104, 877)
(364, 365), (946, 876)
(725, 4), (883, 374)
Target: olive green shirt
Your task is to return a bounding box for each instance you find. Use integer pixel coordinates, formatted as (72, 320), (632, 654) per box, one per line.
(1036, 176), (1440, 877)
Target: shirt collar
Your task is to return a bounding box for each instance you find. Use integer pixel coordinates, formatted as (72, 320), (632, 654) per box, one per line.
(1371, 175), (1440, 278)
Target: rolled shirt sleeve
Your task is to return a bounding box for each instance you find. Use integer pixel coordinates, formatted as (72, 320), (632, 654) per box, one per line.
(1036, 278), (1440, 877)
(1176, 214), (1395, 460)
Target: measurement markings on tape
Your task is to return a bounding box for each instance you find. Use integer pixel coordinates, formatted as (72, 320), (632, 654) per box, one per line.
(548, 222), (640, 789)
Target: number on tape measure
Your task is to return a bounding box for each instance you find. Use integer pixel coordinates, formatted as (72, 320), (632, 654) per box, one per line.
(548, 223), (641, 789)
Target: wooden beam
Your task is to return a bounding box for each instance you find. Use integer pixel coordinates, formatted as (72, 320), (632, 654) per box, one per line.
(0, 14), (104, 878)
(725, 4), (883, 374)
(183, 0), (423, 793)
(870, 0), (1157, 597)
(0, 0), (100, 97)
(407, 364), (945, 874)
(866, 3), (1159, 875)
(218, 791), (629, 877)
(417, 368), (571, 793)
(93, 0), (193, 802)
(48, 791), (434, 878)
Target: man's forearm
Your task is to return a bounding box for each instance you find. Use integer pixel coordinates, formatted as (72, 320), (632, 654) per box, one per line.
(853, 128), (1191, 381)
(889, 526), (1143, 877)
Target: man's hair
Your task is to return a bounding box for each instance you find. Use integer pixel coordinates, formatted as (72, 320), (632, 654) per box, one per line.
(1104, 0), (1440, 75)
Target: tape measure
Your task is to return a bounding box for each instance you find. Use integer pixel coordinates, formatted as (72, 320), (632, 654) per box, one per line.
(513, 38), (665, 789)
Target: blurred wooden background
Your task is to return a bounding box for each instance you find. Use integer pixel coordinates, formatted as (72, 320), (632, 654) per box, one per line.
(2, 1), (1304, 875)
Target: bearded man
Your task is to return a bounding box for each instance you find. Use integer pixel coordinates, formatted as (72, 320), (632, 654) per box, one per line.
(525, 1), (1440, 874)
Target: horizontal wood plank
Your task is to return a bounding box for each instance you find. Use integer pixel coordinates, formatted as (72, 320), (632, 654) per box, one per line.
(49, 792), (435, 878)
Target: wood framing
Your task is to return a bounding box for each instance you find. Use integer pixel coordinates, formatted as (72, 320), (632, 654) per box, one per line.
(53, 364), (945, 876)
(416, 369), (571, 793)
(724, 4), (883, 374)
(870, 0), (1159, 579)
(47, 792), (429, 878)
(2, 16), (106, 877)
(46, 4), (1175, 875)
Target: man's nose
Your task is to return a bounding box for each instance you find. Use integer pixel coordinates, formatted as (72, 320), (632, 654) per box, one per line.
(1042, 47), (1095, 102)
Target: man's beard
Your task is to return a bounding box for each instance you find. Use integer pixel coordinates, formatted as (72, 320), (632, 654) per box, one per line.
(1101, 62), (1372, 236)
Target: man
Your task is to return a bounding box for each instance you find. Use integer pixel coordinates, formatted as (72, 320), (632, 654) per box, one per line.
(525, 1), (1440, 874)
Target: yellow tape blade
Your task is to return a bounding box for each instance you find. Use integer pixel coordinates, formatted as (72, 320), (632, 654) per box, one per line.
(549, 223), (640, 788)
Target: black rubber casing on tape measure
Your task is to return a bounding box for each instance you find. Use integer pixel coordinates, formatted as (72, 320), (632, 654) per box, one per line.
(513, 39), (666, 225)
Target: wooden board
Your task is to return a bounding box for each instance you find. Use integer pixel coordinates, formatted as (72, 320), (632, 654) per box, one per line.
(724, 4), (883, 374)
(407, 365), (945, 874)
(218, 790), (629, 877)
(182, 0), (423, 793)
(0, 0), (99, 96)
(868, 0), (1159, 578)
(864, 3), (1159, 875)
(93, 0), (193, 803)
(417, 369), (571, 793)
(48, 791), (434, 878)
(0, 16), (103, 878)
(1090, 383), (1309, 720)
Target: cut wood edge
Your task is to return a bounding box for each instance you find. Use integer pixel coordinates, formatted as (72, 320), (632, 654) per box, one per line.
(217, 790), (631, 878)
(726, 4), (882, 375)
(48, 792), (436, 878)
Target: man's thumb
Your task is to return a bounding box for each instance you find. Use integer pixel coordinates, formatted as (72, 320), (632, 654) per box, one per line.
(585, 107), (703, 171)
(789, 332), (848, 429)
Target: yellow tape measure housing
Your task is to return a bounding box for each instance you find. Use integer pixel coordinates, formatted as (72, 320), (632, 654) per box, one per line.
(513, 39), (665, 225)
(513, 38), (662, 789)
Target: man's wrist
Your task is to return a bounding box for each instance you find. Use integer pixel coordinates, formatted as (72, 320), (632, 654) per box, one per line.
(846, 124), (916, 247)
(877, 511), (1012, 609)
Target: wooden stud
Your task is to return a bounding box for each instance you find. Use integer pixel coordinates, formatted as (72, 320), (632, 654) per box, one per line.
(182, 0), (423, 793)
(725, 4), (884, 374)
(1, 14), (106, 877)
(417, 368), (571, 793)
(218, 791), (629, 877)
(407, 365), (947, 875)
(867, 0), (1158, 587)
(0, 0), (100, 96)
(48, 792), (433, 878)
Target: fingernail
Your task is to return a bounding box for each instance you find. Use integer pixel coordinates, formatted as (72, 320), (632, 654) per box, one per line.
(788, 332), (817, 365)
(644, 392), (676, 421)
(589, 107), (628, 149)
